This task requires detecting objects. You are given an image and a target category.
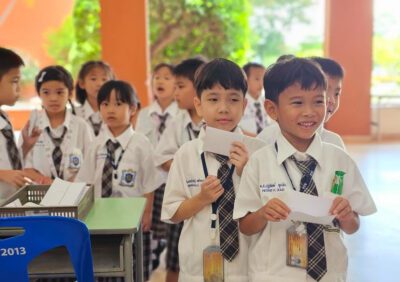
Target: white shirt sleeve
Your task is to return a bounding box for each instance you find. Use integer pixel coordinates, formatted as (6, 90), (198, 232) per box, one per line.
(138, 142), (163, 194)
(161, 150), (190, 223)
(233, 155), (264, 220)
(75, 143), (97, 184)
(154, 120), (180, 167)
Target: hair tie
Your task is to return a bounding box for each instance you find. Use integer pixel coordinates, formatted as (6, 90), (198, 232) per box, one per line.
(38, 71), (46, 83)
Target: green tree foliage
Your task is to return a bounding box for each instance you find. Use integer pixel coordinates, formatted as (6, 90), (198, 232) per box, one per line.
(47, 0), (101, 77)
(249, 0), (316, 65)
(149, 0), (250, 67)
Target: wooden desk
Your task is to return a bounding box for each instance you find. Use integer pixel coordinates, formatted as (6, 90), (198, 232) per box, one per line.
(22, 198), (146, 281)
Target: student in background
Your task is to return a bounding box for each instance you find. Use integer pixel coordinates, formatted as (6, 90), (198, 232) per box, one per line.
(76, 80), (162, 281)
(239, 62), (271, 136)
(258, 56), (346, 150)
(0, 47), (41, 199)
(23, 66), (93, 182)
(75, 60), (115, 136)
(135, 63), (180, 270)
(154, 57), (206, 282)
(234, 58), (376, 282)
(161, 58), (250, 281)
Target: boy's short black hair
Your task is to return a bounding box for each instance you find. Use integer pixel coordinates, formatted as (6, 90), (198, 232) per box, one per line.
(264, 58), (327, 103)
(276, 54), (296, 63)
(0, 47), (24, 80)
(243, 62), (265, 77)
(97, 80), (139, 108)
(195, 58), (247, 97)
(35, 65), (74, 93)
(310, 56), (344, 79)
(173, 57), (207, 82)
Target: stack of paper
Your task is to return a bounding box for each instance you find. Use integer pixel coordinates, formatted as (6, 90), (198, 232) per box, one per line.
(40, 178), (88, 206)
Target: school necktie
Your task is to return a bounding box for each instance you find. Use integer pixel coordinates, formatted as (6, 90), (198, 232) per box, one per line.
(215, 153), (239, 261)
(46, 127), (67, 179)
(0, 115), (22, 170)
(188, 123), (200, 139)
(290, 155), (327, 281)
(89, 116), (102, 136)
(254, 102), (263, 134)
(157, 113), (169, 135)
(101, 140), (120, 197)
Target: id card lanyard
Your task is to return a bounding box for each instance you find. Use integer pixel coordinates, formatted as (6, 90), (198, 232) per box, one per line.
(200, 152), (235, 241)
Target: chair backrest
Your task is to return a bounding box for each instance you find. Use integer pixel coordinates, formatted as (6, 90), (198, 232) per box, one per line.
(0, 216), (94, 282)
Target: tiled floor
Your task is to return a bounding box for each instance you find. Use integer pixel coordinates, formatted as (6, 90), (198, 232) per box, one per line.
(150, 141), (400, 282)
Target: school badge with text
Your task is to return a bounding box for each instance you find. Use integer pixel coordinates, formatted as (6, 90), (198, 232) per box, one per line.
(68, 154), (81, 169)
(120, 169), (136, 187)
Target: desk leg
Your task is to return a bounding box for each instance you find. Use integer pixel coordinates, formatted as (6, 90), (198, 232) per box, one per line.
(135, 225), (144, 282)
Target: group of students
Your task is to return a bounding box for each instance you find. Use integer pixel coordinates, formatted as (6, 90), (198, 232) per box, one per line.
(0, 46), (376, 282)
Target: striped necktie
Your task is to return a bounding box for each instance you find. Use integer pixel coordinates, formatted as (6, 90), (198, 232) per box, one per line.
(89, 116), (102, 136)
(46, 127), (67, 179)
(254, 102), (263, 134)
(0, 114), (22, 170)
(157, 113), (169, 135)
(290, 155), (327, 281)
(101, 140), (120, 197)
(215, 154), (239, 261)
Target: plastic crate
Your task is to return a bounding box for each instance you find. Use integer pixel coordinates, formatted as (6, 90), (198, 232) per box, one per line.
(0, 185), (94, 219)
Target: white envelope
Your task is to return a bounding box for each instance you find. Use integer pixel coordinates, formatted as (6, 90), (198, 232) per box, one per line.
(284, 191), (336, 225)
(203, 126), (266, 156)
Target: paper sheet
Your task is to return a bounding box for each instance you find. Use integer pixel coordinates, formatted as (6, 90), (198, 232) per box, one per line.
(285, 191), (336, 225)
(203, 126), (266, 156)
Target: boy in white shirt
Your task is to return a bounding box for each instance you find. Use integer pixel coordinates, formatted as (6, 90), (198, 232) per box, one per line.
(154, 57), (206, 282)
(162, 58), (250, 282)
(258, 56), (346, 150)
(239, 62), (271, 136)
(234, 58), (376, 282)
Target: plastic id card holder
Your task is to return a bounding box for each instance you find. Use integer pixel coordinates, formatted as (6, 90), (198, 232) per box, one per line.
(286, 222), (308, 269)
(203, 245), (224, 282)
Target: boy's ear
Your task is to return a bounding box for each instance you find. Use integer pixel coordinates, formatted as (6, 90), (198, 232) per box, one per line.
(193, 96), (202, 117)
(129, 105), (137, 118)
(242, 97), (248, 114)
(264, 99), (278, 121)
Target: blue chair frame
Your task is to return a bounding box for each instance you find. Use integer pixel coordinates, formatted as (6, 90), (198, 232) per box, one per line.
(0, 216), (94, 282)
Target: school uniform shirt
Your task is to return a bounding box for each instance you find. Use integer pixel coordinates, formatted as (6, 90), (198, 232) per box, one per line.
(239, 93), (272, 134)
(135, 101), (181, 147)
(233, 132), (377, 282)
(0, 112), (23, 200)
(154, 110), (204, 167)
(76, 126), (162, 197)
(75, 100), (105, 135)
(23, 110), (93, 181)
(258, 122), (347, 151)
(161, 127), (250, 282)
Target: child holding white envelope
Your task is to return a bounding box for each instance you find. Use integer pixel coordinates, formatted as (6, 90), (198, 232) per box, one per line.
(233, 58), (376, 282)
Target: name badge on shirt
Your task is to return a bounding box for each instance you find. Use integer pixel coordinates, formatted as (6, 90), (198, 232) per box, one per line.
(287, 222), (308, 269)
(68, 154), (81, 169)
(119, 169), (136, 187)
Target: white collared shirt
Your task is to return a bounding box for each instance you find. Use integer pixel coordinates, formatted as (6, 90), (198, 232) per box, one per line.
(0, 111), (22, 200)
(74, 100), (105, 136)
(154, 110), (203, 167)
(239, 93), (272, 134)
(135, 100), (181, 147)
(76, 126), (162, 198)
(23, 110), (93, 181)
(233, 132), (376, 282)
(258, 122), (347, 151)
(161, 127), (249, 282)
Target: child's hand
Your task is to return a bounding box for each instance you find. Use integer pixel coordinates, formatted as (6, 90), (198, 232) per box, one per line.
(1, 170), (26, 188)
(330, 196), (354, 222)
(257, 198), (291, 222)
(229, 141), (249, 176)
(142, 210), (152, 232)
(21, 121), (42, 157)
(198, 175), (224, 205)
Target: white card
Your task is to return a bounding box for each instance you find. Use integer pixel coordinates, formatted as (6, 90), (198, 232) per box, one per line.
(203, 126), (266, 156)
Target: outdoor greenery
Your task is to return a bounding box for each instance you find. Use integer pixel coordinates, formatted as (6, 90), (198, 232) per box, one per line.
(46, 0), (400, 94)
